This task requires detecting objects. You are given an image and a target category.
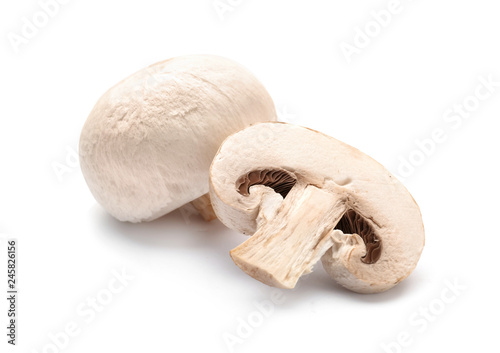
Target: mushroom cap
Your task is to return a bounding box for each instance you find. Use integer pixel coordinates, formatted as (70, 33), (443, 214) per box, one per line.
(79, 55), (276, 222)
(209, 122), (425, 293)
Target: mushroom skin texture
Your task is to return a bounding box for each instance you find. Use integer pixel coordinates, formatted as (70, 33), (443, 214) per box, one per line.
(209, 122), (425, 294)
(79, 55), (276, 222)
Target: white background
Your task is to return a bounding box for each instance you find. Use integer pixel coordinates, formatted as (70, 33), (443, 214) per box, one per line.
(1, 0), (499, 352)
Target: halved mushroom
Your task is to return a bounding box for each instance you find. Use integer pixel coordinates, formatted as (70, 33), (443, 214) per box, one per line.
(209, 122), (424, 293)
(79, 55), (276, 223)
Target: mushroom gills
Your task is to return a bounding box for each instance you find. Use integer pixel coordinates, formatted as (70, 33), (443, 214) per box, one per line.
(236, 169), (297, 198)
(334, 210), (382, 264)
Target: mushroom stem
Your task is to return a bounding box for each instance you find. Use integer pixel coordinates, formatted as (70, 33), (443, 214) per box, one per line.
(190, 193), (217, 222)
(230, 185), (347, 289)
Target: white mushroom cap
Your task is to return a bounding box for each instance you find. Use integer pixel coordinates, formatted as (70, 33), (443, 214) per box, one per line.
(79, 55), (276, 222)
(209, 122), (425, 293)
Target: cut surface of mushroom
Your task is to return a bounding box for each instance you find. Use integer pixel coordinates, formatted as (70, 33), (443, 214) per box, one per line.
(79, 55), (276, 222)
(209, 122), (425, 293)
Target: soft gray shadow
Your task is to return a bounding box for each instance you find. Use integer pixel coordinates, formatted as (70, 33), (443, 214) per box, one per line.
(92, 205), (424, 303)
(282, 267), (425, 305)
(92, 205), (249, 279)
(95, 206), (243, 250)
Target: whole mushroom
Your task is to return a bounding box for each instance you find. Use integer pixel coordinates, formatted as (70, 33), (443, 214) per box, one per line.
(209, 122), (425, 293)
(79, 55), (276, 222)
